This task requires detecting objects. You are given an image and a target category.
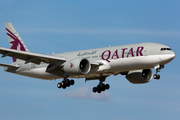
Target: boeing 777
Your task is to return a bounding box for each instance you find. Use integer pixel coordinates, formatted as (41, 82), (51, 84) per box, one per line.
(0, 23), (175, 93)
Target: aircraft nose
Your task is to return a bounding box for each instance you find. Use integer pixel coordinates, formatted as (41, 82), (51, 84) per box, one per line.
(171, 51), (175, 59)
(169, 51), (175, 61)
(160, 50), (175, 64)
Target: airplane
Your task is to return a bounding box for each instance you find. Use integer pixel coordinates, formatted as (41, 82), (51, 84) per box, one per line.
(0, 23), (175, 93)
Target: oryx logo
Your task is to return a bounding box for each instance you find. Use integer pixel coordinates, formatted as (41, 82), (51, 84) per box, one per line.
(70, 62), (74, 68)
(6, 28), (26, 62)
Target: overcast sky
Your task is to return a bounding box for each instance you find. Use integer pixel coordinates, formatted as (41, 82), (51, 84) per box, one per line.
(0, 0), (180, 120)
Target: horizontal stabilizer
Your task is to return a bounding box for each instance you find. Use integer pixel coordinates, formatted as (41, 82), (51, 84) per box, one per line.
(0, 63), (19, 68)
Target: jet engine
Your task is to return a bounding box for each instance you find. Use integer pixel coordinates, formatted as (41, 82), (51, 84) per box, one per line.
(63, 58), (91, 75)
(126, 69), (153, 84)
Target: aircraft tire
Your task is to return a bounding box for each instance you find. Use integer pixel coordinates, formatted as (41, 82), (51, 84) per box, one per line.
(153, 74), (156, 79)
(92, 83), (110, 93)
(57, 82), (61, 88)
(92, 87), (97, 93)
(70, 80), (75, 85)
(97, 89), (101, 93)
(61, 81), (66, 87)
(154, 74), (160, 80)
(62, 86), (66, 89)
(101, 84), (105, 91)
(105, 84), (110, 90)
(157, 75), (160, 79)
(65, 79), (70, 87)
(97, 85), (101, 91)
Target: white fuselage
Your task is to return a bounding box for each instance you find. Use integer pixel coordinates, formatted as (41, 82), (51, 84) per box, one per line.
(6, 42), (175, 80)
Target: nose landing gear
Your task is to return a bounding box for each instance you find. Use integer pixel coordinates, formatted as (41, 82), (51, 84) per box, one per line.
(154, 65), (164, 80)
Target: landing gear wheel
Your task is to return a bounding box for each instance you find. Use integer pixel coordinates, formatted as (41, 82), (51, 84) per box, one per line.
(61, 81), (66, 87)
(105, 84), (110, 90)
(97, 89), (101, 93)
(65, 79), (70, 87)
(62, 85), (66, 89)
(70, 80), (75, 85)
(92, 87), (97, 93)
(101, 84), (105, 91)
(154, 74), (160, 80)
(92, 83), (110, 93)
(157, 75), (160, 79)
(57, 82), (61, 88)
(61, 81), (67, 89)
(153, 74), (156, 79)
(97, 85), (101, 91)
(57, 79), (75, 90)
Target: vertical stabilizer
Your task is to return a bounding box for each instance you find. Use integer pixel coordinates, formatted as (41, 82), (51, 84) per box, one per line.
(5, 23), (29, 62)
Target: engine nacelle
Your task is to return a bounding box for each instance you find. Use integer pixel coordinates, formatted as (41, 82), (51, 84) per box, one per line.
(126, 69), (153, 84)
(63, 58), (91, 75)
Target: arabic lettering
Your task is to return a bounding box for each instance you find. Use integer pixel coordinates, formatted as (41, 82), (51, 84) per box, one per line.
(77, 50), (97, 56)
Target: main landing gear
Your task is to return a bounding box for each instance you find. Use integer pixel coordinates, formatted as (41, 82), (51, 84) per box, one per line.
(92, 76), (110, 93)
(92, 83), (110, 93)
(153, 65), (164, 80)
(57, 79), (75, 89)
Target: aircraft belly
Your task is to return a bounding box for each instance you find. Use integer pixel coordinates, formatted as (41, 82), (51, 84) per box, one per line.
(16, 67), (62, 80)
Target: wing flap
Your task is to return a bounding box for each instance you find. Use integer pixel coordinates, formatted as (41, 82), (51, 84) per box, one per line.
(0, 47), (67, 64)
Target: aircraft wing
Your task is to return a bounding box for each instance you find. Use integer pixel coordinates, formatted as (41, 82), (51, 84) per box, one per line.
(0, 63), (20, 68)
(0, 47), (67, 64)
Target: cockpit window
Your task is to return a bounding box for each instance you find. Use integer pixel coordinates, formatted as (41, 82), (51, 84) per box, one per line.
(161, 48), (172, 51)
